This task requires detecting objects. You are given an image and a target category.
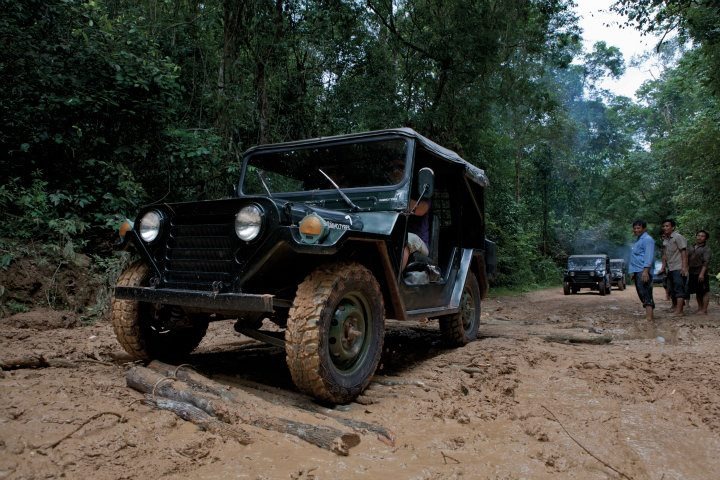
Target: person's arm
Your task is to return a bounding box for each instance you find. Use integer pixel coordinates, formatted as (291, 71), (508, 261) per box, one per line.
(410, 198), (430, 217)
(700, 248), (711, 281)
(660, 243), (667, 273)
(642, 237), (654, 283)
(678, 235), (689, 276)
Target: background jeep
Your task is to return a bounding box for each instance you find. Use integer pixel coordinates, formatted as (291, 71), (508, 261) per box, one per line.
(112, 128), (496, 404)
(610, 258), (627, 290)
(563, 254), (612, 296)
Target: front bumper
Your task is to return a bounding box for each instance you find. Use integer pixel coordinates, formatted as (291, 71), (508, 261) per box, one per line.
(114, 286), (292, 313)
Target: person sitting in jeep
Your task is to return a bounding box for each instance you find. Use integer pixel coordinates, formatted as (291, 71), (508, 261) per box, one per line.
(403, 197), (430, 269)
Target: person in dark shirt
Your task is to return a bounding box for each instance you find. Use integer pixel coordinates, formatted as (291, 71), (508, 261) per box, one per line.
(688, 229), (712, 314)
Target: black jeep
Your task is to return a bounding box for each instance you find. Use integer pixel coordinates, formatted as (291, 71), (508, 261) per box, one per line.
(112, 128), (496, 404)
(563, 254), (612, 296)
(609, 258), (626, 290)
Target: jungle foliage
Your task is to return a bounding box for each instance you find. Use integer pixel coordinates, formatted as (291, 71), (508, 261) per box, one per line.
(1, 0), (718, 301)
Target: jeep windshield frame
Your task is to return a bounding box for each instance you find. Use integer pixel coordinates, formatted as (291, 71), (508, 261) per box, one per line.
(239, 136), (412, 197)
(568, 255), (607, 270)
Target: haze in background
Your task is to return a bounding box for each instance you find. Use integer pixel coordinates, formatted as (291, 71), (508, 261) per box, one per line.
(575, 0), (664, 99)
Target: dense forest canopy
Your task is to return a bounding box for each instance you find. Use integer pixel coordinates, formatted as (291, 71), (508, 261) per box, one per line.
(1, 0), (718, 291)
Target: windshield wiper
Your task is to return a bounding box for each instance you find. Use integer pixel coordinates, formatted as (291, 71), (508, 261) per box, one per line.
(256, 169), (273, 198)
(318, 169), (361, 212)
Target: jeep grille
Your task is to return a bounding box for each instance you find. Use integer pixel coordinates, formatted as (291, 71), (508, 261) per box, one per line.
(572, 272), (593, 282)
(162, 216), (237, 290)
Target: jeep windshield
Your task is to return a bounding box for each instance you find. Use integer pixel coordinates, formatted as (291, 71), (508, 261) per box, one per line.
(241, 138), (409, 195)
(568, 256), (605, 270)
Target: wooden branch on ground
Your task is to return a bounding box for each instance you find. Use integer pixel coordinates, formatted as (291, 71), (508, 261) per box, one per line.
(146, 397), (252, 445)
(147, 361), (396, 446)
(0, 353), (116, 370)
(543, 334), (612, 345)
(0, 354), (49, 369)
(0, 355), (91, 370)
(126, 365), (360, 455)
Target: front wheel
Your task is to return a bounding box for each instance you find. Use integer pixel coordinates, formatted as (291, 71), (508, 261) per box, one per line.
(285, 263), (385, 404)
(111, 262), (208, 360)
(563, 282), (570, 295)
(440, 272), (481, 346)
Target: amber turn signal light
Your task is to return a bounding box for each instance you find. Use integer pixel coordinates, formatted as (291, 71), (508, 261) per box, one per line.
(298, 213), (329, 244)
(118, 219), (133, 239)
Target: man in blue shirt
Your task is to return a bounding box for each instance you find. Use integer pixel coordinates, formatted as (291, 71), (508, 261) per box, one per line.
(629, 219), (655, 321)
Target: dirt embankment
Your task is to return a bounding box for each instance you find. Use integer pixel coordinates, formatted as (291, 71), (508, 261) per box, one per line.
(1, 286), (719, 479)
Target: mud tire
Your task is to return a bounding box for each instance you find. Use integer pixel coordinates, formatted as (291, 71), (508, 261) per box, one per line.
(111, 262), (208, 361)
(285, 263), (384, 404)
(598, 281), (607, 296)
(440, 271), (481, 346)
(563, 282), (570, 295)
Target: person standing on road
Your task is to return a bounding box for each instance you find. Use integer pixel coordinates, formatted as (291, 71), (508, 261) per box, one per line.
(688, 229), (712, 315)
(660, 219), (689, 315)
(630, 219), (655, 321)
(659, 229), (671, 301)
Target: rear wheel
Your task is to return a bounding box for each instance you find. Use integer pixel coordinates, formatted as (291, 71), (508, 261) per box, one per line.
(285, 263), (384, 404)
(440, 272), (481, 346)
(111, 262), (208, 360)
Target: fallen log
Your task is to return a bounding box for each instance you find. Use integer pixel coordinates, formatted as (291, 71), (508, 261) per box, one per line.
(0, 354), (48, 369)
(543, 334), (612, 345)
(126, 366), (360, 455)
(146, 397), (251, 445)
(147, 361), (395, 446)
(0, 355), (87, 370)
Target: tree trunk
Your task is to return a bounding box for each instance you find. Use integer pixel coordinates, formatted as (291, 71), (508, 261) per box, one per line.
(126, 365), (361, 455)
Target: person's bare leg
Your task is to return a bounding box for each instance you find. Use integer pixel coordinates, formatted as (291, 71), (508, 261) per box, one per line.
(674, 298), (685, 315)
(401, 246), (410, 272)
(696, 294), (702, 311)
(646, 306), (654, 321)
(699, 292), (709, 314)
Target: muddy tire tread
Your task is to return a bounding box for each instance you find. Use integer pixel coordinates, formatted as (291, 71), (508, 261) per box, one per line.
(285, 262), (384, 403)
(111, 262), (151, 360)
(440, 272), (481, 347)
(110, 261), (207, 360)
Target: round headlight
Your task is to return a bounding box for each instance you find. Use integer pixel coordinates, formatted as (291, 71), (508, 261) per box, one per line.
(139, 210), (162, 243)
(235, 205), (263, 241)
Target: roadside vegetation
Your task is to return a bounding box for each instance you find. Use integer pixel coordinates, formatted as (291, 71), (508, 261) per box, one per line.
(1, 0), (718, 318)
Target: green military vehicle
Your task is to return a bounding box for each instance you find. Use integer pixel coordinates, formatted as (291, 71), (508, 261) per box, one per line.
(563, 254), (612, 296)
(111, 128), (496, 403)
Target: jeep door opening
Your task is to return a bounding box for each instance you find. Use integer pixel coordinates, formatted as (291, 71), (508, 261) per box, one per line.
(112, 128), (496, 404)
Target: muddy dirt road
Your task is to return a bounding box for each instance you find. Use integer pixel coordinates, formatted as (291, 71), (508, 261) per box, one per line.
(1, 286), (719, 479)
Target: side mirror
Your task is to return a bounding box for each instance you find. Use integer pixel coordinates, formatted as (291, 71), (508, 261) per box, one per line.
(417, 167), (434, 199)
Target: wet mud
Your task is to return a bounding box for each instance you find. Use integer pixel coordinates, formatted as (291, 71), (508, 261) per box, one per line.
(1, 286), (719, 479)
